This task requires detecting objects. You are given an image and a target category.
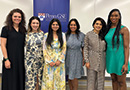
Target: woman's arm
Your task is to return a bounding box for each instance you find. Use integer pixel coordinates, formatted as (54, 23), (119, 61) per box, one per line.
(43, 33), (56, 67)
(81, 33), (85, 66)
(82, 48), (85, 66)
(1, 37), (11, 69)
(84, 33), (90, 69)
(121, 27), (129, 74)
(55, 33), (66, 66)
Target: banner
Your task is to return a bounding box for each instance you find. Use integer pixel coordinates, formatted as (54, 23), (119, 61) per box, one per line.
(33, 0), (70, 33)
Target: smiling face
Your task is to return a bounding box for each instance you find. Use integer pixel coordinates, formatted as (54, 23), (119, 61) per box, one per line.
(110, 11), (120, 24)
(12, 12), (22, 25)
(70, 21), (77, 32)
(93, 20), (102, 32)
(51, 21), (59, 32)
(31, 19), (40, 31)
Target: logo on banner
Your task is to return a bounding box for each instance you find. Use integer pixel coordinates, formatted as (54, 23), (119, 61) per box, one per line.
(38, 13), (67, 22)
(38, 13), (45, 21)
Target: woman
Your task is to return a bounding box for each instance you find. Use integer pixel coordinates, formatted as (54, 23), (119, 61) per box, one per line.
(105, 9), (130, 90)
(25, 16), (44, 90)
(41, 18), (66, 90)
(65, 18), (85, 90)
(0, 8), (26, 90)
(84, 17), (106, 90)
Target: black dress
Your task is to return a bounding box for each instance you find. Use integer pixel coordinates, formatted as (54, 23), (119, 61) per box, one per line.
(1, 26), (25, 90)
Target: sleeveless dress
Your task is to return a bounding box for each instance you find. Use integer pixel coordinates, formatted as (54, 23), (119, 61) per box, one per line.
(105, 25), (130, 75)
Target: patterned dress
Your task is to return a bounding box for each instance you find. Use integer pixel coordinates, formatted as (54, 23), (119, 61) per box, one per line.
(84, 30), (106, 90)
(65, 32), (85, 80)
(42, 33), (66, 90)
(25, 31), (44, 90)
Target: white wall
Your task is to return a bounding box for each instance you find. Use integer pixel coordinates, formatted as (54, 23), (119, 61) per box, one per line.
(70, 0), (130, 33)
(0, 0), (130, 77)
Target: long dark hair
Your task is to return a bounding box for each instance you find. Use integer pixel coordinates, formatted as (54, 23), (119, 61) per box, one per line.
(105, 9), (121, 48)
(46, 18), (63, 48)
(5, 8), (26, 33)
(66, 18), (80, 40)
(92, 17), (106, 40)
(28, 16), (41, 33)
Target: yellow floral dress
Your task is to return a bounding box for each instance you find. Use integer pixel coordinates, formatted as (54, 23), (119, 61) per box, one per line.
(42, 33), (66, 90)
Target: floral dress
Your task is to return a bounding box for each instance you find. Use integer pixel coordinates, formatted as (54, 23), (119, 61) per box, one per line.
(25, 31), (44, 90)
(42, 33), (66, 90)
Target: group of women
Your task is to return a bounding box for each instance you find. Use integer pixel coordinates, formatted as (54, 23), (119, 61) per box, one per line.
(0, 8), (130, 90)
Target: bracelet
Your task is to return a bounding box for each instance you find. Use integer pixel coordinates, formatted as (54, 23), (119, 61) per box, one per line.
(4, 58), (9, 61)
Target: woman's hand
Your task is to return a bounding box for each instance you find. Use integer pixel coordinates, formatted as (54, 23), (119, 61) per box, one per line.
(121, 64), (128, 74)
(83, 61), (85, 66)
(55, 60), (61, 66)
(5, 60), (11, 69)
(85, 62), (90, 69)
(82, 58), (85, 66)
(49, 62), (55, 67)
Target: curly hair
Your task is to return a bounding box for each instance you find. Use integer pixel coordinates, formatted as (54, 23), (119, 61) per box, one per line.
(5, 8), (26, 33)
